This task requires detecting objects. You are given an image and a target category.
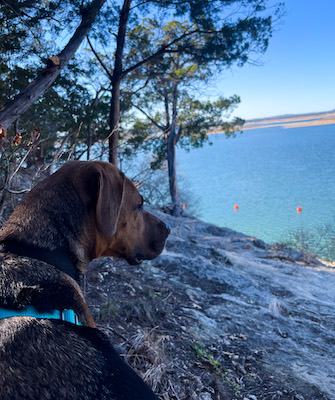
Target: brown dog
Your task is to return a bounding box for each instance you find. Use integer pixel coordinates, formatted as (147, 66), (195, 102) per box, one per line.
(0, 160), (170, 400)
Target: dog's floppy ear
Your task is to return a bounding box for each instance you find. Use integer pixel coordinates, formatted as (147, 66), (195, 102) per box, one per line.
(95, 166), (125, 237)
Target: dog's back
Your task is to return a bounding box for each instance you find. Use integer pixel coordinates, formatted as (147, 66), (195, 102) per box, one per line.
(0, 316), (157, 400)
(0, 161), (169, 400)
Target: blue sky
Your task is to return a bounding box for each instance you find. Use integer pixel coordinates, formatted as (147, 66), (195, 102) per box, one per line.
(215, 0), (335, 120)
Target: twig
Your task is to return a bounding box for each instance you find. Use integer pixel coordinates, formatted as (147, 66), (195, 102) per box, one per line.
(8, 147), (33, 184)
(4, 187), (30, 194)
(100, 324), (130, 342)
(44, 130), (73, 174)
(66, 121), (83, 161)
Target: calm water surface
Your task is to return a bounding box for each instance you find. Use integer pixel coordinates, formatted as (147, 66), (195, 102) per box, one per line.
(177, 124), (335, 245)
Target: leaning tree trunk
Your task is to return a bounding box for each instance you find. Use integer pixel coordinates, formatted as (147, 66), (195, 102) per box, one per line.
(0, 0), (107, 130)
(108, 0), (132, 166)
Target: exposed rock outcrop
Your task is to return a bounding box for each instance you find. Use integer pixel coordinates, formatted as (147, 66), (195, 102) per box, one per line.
(85, 209), (334, 399)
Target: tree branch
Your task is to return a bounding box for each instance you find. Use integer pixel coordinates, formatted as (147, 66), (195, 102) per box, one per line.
(122, 27), (198, 77)
(87, 35), (113, 80)
(164, 93), (170, 128)
(175, 124), (182, 144)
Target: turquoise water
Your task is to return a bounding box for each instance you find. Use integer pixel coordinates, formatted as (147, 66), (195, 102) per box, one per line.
(177, 124), (335, 247)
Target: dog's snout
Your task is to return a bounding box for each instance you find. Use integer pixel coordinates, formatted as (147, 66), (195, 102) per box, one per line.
(163, 222), (171, 235)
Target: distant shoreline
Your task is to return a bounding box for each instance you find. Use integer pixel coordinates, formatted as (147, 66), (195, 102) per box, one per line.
(209, 111), (335, 134)
(242, 111), (335, 130)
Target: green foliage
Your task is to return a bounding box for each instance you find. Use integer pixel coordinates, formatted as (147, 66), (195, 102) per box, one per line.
(193, 342), (241, 395)
(120, 19), (246, 170)
(178, 95), (243, 150)
(99, 299), (120, 319)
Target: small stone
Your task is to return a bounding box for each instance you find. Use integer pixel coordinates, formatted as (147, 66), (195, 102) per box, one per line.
(199, 393), (212, 400)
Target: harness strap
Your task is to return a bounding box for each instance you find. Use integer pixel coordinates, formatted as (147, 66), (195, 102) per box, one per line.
(0, 306), (82, 325)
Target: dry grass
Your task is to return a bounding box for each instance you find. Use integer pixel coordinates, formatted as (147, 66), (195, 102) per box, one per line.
(118, 327), (183, 399)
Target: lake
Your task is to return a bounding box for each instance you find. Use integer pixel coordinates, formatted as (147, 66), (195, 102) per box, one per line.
(176, 124), (335, 254)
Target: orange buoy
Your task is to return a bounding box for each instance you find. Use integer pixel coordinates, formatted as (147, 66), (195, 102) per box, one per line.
(234, 204), (239, 211)
(183, 203), (187, 208)
(296, 206), (302, 213)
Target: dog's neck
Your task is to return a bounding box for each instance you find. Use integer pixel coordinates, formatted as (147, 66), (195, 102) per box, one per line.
(1, 239), (80, 281)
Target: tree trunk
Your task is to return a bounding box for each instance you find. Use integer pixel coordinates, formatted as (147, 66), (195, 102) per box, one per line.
(109, 83), (121, 165)
(87, 125), (92, 160)
(87, 93), (100, 160)
(0, 165), (9, 218)
(108, 0), (132, 166)
(167, 82), (183, 216)
(0, 0), (107, 130)
(167, 129), (183, 216)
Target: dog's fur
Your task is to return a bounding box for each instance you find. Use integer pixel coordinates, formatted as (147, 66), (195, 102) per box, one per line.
(0, 161), (170, 400)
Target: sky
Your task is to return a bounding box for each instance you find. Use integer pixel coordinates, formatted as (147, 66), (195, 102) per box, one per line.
(214, 0), (335, 121)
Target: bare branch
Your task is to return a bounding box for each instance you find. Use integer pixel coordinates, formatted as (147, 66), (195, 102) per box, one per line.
(3, 187), (30, 195)
(67, 121), (83, 161)
(87, 36), (113, 80)
(44, 130), (73, 174)
(7, 147), (33, 185)
(122, 77), (151, 96)
(175, 124), (182, 144)
(132, 104), (166, 131)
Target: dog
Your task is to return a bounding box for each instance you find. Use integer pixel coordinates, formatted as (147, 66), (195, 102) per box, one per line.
(0, 160), (170, 400)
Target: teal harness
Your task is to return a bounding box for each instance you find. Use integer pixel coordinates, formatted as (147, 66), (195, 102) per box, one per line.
(0, 306), (82, 325)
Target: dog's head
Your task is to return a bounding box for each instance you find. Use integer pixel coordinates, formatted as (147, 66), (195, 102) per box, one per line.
(67, 161), (170, 266)
(0, 161), (170, 270)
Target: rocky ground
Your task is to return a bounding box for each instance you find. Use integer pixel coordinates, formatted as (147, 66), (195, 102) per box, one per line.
(84, 208), (335, 400)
